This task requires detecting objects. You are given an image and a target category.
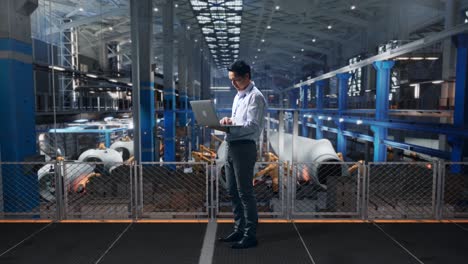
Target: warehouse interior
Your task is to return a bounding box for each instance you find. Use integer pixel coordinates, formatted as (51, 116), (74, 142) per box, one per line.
(1, 0), (468, 263)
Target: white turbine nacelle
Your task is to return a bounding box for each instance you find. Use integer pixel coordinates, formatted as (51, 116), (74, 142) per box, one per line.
(78, 148), (124, 172)
(110, 140), (134, 161)
(38, 162), (95, 202)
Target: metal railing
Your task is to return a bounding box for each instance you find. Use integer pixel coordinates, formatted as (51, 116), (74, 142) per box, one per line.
(291, 162), (362, 219)
(0, 161), (467, 221)
(139, 162), (209, 219)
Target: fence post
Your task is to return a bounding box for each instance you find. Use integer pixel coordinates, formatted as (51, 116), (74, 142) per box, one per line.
(362, 163), (369, 220)
(54, 160), (65, 221)
(436, 160), (445, 220)
(287, 161), (293, 220)
(209, 163), (214, 220)
(130, 163), (135, 220)
(138, 164), (143, 218)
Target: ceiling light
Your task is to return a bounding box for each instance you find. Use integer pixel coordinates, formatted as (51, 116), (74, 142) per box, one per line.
(395, 57), (409, 60)
(108, 27), (113, 31)
(350, 5), (356, 10)
(261, 39), (265, 42)
(86, 74), (98, 78)
(187, 25), (191, 30)
(252, 62), (255, 64)
(411, 57), (424, 60)
(254, 56), (257, 59)
(301, 48), (304, 52)
(257, 48), (261, 52)
(153, 7), (158, 12)
(175, 4), (178, 8)
(425, 57), (439, 60)
(327, 117), (332, 121)
(79, 7), (84, 12)
(292, 56), (296, 59)
(195, 39), (198, 42)
(275, 5), (280, 10)
(356, 120), (363, 125)
(339, 118), (344, 123)
(432, 80), (444, 84)
(109, 79), (118, 83)
(127, 83), (133, 86)
(267, 25), (271, 29)
(312, 38), (316, 42)
(327, 25), (332, 30)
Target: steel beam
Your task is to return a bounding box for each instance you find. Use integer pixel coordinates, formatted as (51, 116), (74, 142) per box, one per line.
(301, 85), (309, 137)
(337, 73), (350, 157)
(451, 33), (468, 162)
(372, 61), (394, 162)
(163, 1), (176, 162)
(314, 80), (325, 139)
(291, 22), (468, 89)
(0, 0), (38, 212)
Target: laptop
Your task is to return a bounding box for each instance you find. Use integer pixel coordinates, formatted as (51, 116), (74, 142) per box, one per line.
(190, 100), (242, 128)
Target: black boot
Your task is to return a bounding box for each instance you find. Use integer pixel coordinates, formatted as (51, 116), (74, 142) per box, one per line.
(218, 231), (243, 242)
(231, 236), (258, 249)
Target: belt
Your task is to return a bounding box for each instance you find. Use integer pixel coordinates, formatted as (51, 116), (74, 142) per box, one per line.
(228, 140), (255, 145)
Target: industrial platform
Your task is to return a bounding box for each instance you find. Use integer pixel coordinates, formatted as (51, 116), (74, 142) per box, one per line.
(0, 222), (467, 264)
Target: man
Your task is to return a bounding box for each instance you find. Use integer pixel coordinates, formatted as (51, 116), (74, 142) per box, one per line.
(218, 60), (266, 249)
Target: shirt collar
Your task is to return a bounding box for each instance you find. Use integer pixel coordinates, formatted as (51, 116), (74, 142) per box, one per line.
(237, 82), (254, 98)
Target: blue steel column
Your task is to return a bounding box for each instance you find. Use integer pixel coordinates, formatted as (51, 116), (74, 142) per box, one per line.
(0, 0), (38, 212)
(178, 27), (188, 127)
(452, 34), (468, 162)
(186, 36), (196, 152)
(337, 73), (350, 157)
(130, 0), (154, 162)
(289, 89), (297, 109)
(314, 80), (325, 139)
(163, 1), (176, 162)
(301, 85), (309, 137)
(372, 61), (395, 162)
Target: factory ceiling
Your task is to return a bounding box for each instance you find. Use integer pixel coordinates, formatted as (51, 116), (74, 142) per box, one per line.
(35, 0), (459, 88)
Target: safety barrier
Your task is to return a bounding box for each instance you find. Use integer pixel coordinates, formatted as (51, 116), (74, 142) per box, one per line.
(366, 162), (437, 219)
(291, 162), (362, 219)
(0, 161), (467, 221)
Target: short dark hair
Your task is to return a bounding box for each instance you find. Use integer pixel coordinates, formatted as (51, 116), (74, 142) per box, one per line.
(227, 60), (251, 79)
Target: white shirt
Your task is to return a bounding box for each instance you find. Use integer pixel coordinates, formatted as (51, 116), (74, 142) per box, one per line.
(225, 82), (267, 143)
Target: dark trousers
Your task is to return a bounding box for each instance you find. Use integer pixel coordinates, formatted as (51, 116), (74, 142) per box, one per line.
(225, 140), (258, 238)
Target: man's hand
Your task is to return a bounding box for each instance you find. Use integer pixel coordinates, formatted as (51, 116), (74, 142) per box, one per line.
(219, 117), (233, 125)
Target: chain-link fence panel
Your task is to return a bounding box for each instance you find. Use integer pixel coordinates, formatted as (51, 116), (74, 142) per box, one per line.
(291, 162), (362, 218)
(62, 162), (132, 220)
(216, 162), (287, 218)
(367, 162), (437, 219)
(139, 162), (209, 219)
(0, 162), (57, 219)
(440, 162), (468, 219)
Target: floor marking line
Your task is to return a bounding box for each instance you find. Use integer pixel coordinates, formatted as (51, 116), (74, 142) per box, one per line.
(0, 222), (53, 257)
(293, 223), (317, 264)
(373, 223), (424, 264)
(94, 223), (133, 264)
